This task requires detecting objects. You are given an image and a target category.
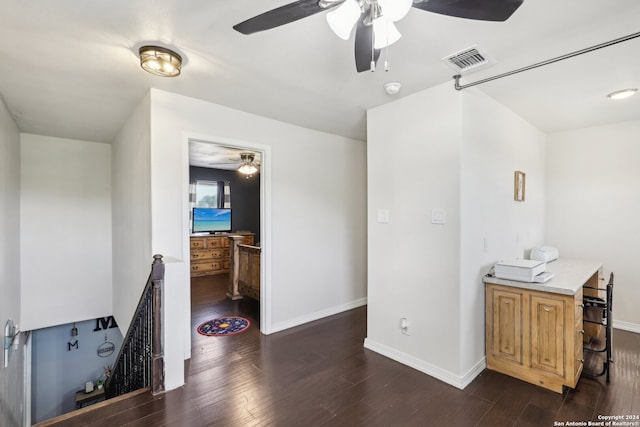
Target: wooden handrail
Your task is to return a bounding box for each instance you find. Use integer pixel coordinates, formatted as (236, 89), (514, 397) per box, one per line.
(105, 254), (165, 398)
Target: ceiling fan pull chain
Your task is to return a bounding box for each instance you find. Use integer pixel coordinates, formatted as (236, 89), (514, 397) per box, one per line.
(382, 6), (389, 72)
(370, 13), (375, 72)
(384, 45), (390, 71)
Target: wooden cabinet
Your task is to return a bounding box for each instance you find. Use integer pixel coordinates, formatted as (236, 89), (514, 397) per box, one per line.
(530, 295), (565, 377)
(486, 283), (584, 393)
(490, 287), (523, 365)
(190, 233), (254, 277)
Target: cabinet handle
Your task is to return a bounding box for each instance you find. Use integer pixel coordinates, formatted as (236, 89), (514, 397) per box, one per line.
(580, 330), (585, 334)
(580, 304), (585, 309)
(578, 359), (584, 364)
(193, 254), (200, 258)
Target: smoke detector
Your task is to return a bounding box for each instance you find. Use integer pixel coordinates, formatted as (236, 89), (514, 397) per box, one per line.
(441, 44), (496, 74)
(384, 81), (402, 95)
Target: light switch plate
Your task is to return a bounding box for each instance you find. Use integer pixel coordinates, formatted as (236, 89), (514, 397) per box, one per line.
(377, 209), (389, 223)
(431, 208), (446, 225)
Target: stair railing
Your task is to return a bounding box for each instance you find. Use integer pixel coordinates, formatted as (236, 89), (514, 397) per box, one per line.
(105, 254), (165, 398)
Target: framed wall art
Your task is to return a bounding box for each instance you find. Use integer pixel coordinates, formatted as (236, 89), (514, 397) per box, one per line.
(514, 171), (526, 201)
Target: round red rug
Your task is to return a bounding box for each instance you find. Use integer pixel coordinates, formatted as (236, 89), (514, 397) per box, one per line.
(197, 316), (251, 336)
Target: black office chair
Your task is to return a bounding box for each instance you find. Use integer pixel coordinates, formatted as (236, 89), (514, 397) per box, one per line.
(582, 272), (614, 383)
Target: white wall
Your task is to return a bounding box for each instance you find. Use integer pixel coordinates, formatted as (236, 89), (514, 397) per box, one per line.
(366, 83), (463, 379)
(0, 96), (24, 427)
(459, 90), (546, 376)
(366, 84), (547, 387)
(546, 120), (640, 331)
(20, 134), (112, 330)
(148, 89), (367, 390)
(111, 93), (152, 335)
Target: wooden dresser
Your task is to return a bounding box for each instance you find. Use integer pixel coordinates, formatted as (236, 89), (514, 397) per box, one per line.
(484, 259), (602, 393)
(190, 232), (254, 277)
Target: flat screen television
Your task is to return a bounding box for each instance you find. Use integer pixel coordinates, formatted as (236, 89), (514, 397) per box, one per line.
(192, 207), (232, 234)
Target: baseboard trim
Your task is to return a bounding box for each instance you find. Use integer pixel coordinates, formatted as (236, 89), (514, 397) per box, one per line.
(363, 338), (485, 390)
(267, 297), (367, 334)
(460, 356), (487, 389)
(614, 320), (640, 334)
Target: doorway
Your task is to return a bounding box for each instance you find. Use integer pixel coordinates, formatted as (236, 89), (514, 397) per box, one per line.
(186, 138), (269, 339)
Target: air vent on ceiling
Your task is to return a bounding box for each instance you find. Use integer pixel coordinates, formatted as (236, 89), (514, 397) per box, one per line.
(441, 44), (495, 74)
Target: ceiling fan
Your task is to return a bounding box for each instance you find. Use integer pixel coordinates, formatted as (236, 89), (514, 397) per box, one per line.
(233, 0), (524, 72)
(207, 152), (261, 171)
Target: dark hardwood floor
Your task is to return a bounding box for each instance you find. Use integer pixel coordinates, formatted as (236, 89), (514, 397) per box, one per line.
(41, 274), (640, 426)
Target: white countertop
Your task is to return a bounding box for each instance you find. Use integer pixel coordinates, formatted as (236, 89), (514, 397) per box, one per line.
(483, 258), (602, 295)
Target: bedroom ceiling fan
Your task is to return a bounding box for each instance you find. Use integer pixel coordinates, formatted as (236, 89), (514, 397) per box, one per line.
(233, 0), (524, 72)
(205, 152), (261, 172)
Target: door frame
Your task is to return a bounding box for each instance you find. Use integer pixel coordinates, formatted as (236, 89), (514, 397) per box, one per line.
(182, 133), (272, 336)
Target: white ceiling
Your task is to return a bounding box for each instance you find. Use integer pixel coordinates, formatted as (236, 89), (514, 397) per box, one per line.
(1, 1), (639, 144)
(189, 141), (261, 169)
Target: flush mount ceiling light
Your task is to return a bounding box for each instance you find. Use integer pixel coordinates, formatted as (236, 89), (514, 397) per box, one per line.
(606, 88), (638, 100)
(238, 153), (259, 176)
(139, 45), (182, 77)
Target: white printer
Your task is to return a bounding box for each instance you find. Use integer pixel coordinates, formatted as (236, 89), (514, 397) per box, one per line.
(495, 259), (546, 282)
(493, 259), (554, 283)
(530, 246), (559, 262)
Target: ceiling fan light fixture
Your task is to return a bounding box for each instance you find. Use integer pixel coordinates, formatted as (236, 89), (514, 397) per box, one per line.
(326, 0), (361, 40)
(238, 164), (259, 175)
(377, 0), (412, 21)
(238, 153), (259, 175)
(373, 17), (401, 49)
(606, 88), (638, 100)
(139, 45), (182, 77)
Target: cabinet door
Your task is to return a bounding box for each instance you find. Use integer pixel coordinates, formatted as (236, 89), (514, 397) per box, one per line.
(530, 296), (564, 376)
(491, 288), (523, 364)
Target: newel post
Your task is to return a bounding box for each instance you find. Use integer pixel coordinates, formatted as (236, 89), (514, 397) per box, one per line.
(151, 254), (165, 395)
(227, 235), (245, 300)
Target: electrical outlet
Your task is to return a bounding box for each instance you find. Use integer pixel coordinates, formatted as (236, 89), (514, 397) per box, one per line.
(400, 318), (411, 336)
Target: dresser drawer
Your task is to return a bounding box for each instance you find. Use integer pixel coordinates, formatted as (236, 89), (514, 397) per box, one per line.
(190, 238), (206, 250)
(206, 237), (223, 248)
(575, 338), (584, 378)
(191, 261), (222, 274)
(190, 233), (254, 277)
(574, 289), (584, 321)
(210, 249), (223, 259)
(191, 250), (224, 261)
(190, 251), (205, 261)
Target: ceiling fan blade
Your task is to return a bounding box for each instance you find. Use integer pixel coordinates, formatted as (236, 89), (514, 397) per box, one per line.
(234, 0), (337, 35)
(412, 0), (523, 22)
(354, 19), (380, 72)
